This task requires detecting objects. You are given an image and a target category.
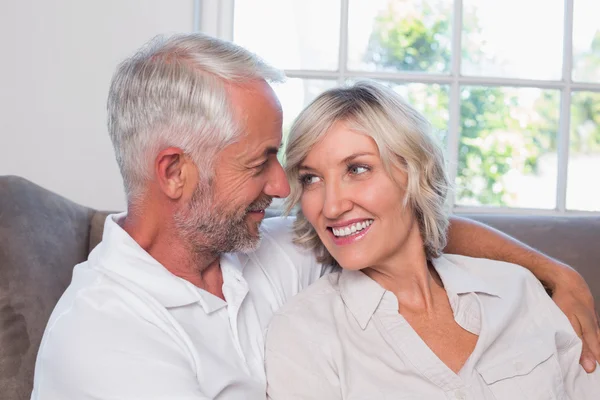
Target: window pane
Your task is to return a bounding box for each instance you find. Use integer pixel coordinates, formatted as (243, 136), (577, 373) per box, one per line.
(572, 0), (600, 83)
(456, 87), (559, 209)
(372, 81), (449, 145)
(271, 79), (339, 157)
(567, 91), (600, 211)
(462, 0), (563, 80)
(233, 0), (340, 70)
(348, 0), (452, 73)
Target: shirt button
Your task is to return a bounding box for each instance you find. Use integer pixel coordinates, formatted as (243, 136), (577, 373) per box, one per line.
(454, 389), (466, 400)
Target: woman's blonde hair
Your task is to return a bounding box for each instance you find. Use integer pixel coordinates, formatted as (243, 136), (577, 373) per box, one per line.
(284, 80), (450, 265)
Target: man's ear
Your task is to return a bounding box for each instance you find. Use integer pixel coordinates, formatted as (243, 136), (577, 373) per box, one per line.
(155, 147), (193, 200)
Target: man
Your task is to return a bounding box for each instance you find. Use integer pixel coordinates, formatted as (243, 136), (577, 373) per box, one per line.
(31, 33), (600, 399)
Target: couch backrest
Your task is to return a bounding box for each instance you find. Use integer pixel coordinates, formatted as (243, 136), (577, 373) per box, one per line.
(458, 213), (600, 307)
(0, 176), (95, 400)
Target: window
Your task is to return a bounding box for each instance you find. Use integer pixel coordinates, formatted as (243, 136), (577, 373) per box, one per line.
(199, 0), (600, 213)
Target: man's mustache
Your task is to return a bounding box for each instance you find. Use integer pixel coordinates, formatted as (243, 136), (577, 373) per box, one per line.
(246, 196), (273, 212)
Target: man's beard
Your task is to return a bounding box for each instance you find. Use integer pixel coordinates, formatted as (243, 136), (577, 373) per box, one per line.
(173, 183), (272, 258)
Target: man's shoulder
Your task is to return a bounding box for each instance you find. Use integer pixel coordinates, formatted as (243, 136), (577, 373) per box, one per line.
(33, 263), (196, 398)
(253, 216), (316, 264)
(44, 262), (172, 342)
(269, 272), (341, 329)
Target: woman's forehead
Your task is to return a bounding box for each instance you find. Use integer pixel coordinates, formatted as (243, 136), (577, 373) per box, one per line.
(303, 123), (380, 164)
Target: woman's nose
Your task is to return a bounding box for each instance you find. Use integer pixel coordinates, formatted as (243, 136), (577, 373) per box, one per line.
(322, 182), (352, 220)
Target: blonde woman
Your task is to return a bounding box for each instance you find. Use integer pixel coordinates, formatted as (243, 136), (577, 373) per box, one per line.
(265, 81), (600, 399)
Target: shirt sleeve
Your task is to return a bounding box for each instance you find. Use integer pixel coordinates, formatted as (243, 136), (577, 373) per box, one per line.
(531, 277), (600, 399)
(265, 313), (341, 400)
(555, 339), (600, 399)
(32, 295), (210, 400)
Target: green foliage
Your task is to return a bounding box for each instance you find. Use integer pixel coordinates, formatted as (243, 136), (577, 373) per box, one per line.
(571, 30), (600, 154)
(363, 0), (599, 207)
(366, 6), (450, 72)
(571, 91), (600, 153)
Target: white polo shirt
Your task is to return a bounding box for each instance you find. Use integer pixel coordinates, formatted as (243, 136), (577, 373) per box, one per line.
(31, 214), (328, 400)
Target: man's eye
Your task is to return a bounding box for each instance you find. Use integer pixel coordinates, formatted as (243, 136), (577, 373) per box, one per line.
(254, 160), (268, 172)
(299, 174), (321, 186)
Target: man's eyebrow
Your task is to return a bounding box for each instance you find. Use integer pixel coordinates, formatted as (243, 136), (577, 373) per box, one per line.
(250, 144), (282, 165)
(265, 144), (282, 156)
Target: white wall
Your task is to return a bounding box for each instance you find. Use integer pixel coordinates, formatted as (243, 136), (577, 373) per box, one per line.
(0, 0), (195, 211)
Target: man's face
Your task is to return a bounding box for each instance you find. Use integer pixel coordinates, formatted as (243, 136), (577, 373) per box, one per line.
(175, 80), (290, 256)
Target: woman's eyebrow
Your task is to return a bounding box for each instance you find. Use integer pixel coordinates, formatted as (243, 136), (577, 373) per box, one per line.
(299, 152), (375, 171)
(298, 164), (317, 171)
(341, 152), (376, 164)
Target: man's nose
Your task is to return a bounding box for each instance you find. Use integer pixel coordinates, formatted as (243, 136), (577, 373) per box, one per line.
(264, 159), (291, 199)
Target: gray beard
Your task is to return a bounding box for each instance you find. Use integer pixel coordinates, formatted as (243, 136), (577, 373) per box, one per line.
(173, 184), (271, 261)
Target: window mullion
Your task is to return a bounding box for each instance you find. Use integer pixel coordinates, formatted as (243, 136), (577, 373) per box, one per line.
(337, 0), (350, 85)
(448, 0), (463, 209)
(193, 0), (202, 31)
(196, 0), (235, 40)
(556, 0), (574, 213)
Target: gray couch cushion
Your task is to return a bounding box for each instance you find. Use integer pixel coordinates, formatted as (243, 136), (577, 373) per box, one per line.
(0, 176), (94, 400)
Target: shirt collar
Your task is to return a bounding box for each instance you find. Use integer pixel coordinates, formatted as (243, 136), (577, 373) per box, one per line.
(339, 269), (389, 330)
(337, 255), (501, 330)
(90, 213), (245, 312)
(432, 255), (501, 298)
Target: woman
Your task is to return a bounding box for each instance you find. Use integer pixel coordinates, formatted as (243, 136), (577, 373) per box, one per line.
(264, 81), (600, 399)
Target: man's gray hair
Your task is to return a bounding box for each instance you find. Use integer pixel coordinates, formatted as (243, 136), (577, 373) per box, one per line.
(284, 80), (450, 264)
(107, 33), (284, 202)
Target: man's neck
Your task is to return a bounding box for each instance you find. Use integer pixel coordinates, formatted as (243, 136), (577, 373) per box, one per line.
(121, 212), (226, 300)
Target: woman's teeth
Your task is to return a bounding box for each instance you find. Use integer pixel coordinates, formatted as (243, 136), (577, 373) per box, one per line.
(332, 220), (373, 237)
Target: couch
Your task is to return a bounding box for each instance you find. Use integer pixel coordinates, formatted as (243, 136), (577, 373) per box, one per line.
(1, 174), (599, 400)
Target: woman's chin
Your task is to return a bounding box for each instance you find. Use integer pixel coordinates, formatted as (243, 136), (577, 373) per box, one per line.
(330, 255), (367, 271)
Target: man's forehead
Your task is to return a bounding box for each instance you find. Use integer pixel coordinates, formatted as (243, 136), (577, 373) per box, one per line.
(226, 80), (282, 112)
(236, 134), (282, 159)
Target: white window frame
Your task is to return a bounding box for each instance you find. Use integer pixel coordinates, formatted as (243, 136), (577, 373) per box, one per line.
(195, 0), (600, 216)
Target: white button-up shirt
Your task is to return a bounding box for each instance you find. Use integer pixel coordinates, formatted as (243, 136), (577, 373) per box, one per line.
(265, 254), (600, 399)
(32, 214), (327, 400)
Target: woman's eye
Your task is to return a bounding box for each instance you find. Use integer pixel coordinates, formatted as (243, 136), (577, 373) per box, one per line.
(300, 174), (321, 186)
(349, 165), (369, 175)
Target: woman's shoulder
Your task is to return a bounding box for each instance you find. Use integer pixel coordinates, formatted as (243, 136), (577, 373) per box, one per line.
(436, 254), (550, 300)
(440, 253), (538, 282)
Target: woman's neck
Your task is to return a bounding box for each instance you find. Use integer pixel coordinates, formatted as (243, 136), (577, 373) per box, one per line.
(362, 230), (445, 316)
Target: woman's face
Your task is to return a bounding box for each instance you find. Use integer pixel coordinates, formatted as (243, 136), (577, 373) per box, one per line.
(298, 120), (422, 271)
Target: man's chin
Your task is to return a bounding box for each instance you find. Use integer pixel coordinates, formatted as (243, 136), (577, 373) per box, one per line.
(234, 220), (261, 253)
(234, 233), (261, 253)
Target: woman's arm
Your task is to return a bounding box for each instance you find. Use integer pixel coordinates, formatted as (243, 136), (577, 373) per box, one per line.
(445, 215), (600, 372)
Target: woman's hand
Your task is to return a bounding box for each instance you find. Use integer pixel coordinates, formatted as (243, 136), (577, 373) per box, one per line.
(549, 263), (600, 373)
